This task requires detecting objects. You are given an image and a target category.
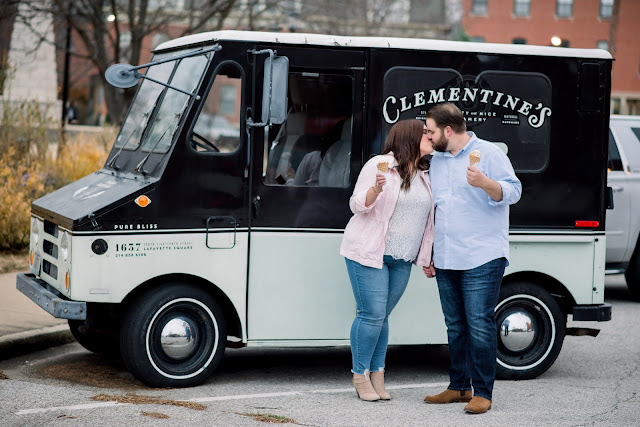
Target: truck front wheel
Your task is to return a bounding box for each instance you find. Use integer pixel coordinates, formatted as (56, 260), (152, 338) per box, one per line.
(120, 283), (226, 388)
(495, 282), (565, 380)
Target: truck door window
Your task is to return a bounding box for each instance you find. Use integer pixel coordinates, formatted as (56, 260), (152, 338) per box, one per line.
(191, 62), (243, 154)
(608, 130), (623, 171)
(141, 54), (208, 153)
(263, 72), (353, 188)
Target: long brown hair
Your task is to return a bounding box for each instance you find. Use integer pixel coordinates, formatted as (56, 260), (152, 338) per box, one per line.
(381, 119), (430, 191)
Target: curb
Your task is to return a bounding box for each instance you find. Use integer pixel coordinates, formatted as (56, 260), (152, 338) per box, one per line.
(0, 325), (75, 361)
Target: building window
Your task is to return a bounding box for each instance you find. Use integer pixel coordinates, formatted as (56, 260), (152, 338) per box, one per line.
(512, 38), (527, 44)
(556, 0), (573, 18)
(596, 40), (609, 50)
(600, 0), (614, 19)
(219, 85), (237, 116)
(470, 36), (486, 43)
(560, 39), (570, 47)
(513, 0), (530, 17)
(471, 0), (488, 15)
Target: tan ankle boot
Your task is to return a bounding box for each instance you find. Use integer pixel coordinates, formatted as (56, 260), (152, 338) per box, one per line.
(424, 388), (472, 404)
(464, 396), (492, 414)
(370, 370), (391, 400)
(352, 373), (380, 401)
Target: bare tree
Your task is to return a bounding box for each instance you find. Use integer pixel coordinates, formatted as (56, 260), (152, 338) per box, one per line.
(11, 0), (237, 124)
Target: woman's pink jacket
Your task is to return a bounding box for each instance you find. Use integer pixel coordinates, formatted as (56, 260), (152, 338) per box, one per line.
(340, 153), (435, 269)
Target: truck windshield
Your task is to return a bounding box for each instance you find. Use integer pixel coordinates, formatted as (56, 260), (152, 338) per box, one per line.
(113, 48), (211, 154)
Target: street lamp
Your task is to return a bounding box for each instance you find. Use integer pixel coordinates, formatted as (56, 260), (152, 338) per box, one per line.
(550, 36), (562, 47)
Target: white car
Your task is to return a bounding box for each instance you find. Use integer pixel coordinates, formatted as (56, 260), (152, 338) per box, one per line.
(606, 115), (640, 299)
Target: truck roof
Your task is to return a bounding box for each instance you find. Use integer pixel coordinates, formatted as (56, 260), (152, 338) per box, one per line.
(154, 30), (612, 60)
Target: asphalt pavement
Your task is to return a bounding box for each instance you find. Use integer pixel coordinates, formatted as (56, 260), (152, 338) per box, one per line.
(0, 272), (74, 361)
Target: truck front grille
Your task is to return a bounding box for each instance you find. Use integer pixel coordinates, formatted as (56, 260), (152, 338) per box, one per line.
(43, 240), (58, 258)
(42, 259), (58, 279)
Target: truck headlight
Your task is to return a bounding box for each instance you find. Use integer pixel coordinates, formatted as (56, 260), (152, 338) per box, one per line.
(60, 231), (69, 261)
(31, 218), (39, 245)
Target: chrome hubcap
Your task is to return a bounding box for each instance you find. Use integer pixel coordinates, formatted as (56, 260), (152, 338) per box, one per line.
(499, 311), (536, 352)
(160, 317), (197, 360)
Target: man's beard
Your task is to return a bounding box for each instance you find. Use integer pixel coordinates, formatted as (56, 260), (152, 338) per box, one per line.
(432, 134), (449, 152)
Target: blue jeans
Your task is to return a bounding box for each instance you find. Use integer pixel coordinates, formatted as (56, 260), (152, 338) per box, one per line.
(346, 255), (412, 375)
(435, 258), (506, 400)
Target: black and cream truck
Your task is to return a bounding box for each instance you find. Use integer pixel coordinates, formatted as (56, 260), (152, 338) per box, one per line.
(18, 31), (613, 387)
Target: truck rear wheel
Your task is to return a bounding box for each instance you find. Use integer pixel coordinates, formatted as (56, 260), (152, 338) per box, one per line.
(624, 245), (640, 301)
(120, 283), (226, 388)
(495, 282), (565, 380)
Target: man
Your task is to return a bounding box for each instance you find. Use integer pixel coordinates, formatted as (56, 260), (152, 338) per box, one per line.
(423, 103), (522, 414)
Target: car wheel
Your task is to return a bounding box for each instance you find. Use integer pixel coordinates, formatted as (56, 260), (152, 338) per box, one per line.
(624, 244), (640, 301)
(120, 283), (226, 388)
(495, 282), (565, 380)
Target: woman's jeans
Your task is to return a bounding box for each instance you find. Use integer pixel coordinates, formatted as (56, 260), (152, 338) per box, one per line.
(434, 257), (506, 400)
(345, 255), (412, 375)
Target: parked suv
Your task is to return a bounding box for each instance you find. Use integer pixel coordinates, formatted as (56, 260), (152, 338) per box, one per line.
(607, 115), (640, 299)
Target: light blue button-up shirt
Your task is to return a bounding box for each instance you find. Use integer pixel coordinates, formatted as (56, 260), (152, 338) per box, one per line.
(430, 132), (522, 270)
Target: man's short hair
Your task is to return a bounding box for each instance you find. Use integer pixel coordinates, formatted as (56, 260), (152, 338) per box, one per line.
(426, 103), (467, 134)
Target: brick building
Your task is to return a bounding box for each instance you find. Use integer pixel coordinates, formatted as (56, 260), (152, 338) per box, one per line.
(462, 0), (640, 115)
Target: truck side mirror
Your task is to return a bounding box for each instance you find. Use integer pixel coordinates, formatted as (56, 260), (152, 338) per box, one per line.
(261, 55), (289, 125)
(606, 186), (614, 210)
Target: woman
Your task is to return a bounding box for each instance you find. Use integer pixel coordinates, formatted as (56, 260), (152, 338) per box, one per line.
(340, 119), (435, 401)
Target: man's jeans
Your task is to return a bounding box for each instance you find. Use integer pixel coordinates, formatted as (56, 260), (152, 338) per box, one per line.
(345, 255), (412, 375)
(435, 257), (506, 400)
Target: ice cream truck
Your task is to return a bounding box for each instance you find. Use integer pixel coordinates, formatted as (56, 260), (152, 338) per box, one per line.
(17, 31), (612, 387)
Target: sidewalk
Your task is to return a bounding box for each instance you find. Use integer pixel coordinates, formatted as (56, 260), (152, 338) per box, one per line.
(0, 272), (74, 360)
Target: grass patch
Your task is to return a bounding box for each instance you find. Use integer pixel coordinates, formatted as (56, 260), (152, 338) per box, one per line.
(91, 393), (206, 410)
(0, 250), (28, 273)
(236, 412), (297, 424)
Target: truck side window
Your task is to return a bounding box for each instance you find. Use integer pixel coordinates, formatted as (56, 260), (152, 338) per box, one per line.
(263, 72), (353, 188)
(608, 130), (623, 171)
(191, 62), (243, 154)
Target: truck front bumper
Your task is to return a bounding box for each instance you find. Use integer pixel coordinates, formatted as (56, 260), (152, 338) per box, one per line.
(572, 303), (612, 322)
(16, 273), (86, 320)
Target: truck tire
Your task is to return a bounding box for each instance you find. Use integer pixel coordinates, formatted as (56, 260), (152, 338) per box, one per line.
(624, 244), (640, 301)
(120, 283), (226, 388)
(495, 282), (565, 380)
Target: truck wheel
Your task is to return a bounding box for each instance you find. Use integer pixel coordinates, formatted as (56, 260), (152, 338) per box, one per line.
(120, 283), (226, 388)
(624, 245), (640, 301)
(495, 282), (565, 380)
(68, 318), (120, 356)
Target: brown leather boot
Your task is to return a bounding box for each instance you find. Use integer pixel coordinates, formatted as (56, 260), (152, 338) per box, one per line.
(352, 373), (380, 401)
(424, 389), (472, 404)
(370, 370), (391, 400)
(464, 396), (492, 414)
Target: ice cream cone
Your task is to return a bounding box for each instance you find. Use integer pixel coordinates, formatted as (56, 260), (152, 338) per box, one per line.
(377, 162), (389, 173)
(469, 150), (481, 166)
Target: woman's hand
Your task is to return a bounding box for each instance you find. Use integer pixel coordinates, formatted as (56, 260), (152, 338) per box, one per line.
(372, 173), (386, 194)
(423, 260), (436, 278)
(365, 173), (386, 207)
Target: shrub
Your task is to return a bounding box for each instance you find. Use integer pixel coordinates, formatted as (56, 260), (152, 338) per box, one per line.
(0, 101), (111, 250)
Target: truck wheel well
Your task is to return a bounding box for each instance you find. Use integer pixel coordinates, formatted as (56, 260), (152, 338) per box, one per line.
(120, 273), (243, 343)
(502, 271), (576, 315)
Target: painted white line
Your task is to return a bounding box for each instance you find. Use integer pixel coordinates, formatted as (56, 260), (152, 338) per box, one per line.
(16, 381), (449, 415)
(17, 401), (125, 415)
(190, 391), (303, 402)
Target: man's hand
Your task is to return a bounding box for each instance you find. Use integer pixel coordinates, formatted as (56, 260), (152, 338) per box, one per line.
(467, 166), (503, 201)
(466, 165), (487, 188)
(423, 260), (436, 278)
